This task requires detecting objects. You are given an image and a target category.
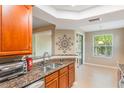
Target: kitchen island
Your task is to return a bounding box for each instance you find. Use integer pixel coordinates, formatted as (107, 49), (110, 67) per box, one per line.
(0, 58), (75, 88)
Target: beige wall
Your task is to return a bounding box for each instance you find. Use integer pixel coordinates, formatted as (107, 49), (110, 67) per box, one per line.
(53, 29), (76, 55)
(33, 28), (76, 56)
(33, 31), (52, 57)
(85, 28), (124, 67)
(32, 25), (55, 57)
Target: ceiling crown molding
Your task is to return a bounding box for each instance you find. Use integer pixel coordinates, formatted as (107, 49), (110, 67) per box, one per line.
(35, 5), (124, 20)
(33, 5), (124, 31)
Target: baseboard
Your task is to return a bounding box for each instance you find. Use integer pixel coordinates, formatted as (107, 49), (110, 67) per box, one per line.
(84, 63), (118, 69)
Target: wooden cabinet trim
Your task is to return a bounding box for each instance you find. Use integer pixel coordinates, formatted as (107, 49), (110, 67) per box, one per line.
(0, 6), (1, 52)
(45, 71), (58, 83)
(59, 66), (68, 75)
(69, 63), (74, 70)
(0, 50), (32, 56)
(28, 5), (32, 52)
(69, 69), (74, 83)
(59, 72), (68, 88)
(68, 63), (75, 87)
(45, 77), (58, 88)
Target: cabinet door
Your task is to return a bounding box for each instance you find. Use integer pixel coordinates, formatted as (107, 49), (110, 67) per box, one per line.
(69, 69), (74, 87)
(69, 64), (75, 88)
(0, 5), (32, 56)
(0, 6), (1, 53)
(45, 78), (58, 88)
(59, 72), (68, 88)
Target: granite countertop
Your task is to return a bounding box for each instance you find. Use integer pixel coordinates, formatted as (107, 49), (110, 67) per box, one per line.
(32, 54), (77, 59)
(0, 58), (75, 88)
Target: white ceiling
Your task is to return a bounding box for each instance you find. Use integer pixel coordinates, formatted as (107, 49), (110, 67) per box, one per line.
(81, 20), (124, 31)
(33, 5), (124, 32)
(33, 17), (50, 29)
(50, 5), (98, 12)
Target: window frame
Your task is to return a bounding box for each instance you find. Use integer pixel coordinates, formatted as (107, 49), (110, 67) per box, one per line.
(93, 34), (113, 58)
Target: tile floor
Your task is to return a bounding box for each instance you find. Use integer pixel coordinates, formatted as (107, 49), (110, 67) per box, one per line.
(72, 64), (119, 88)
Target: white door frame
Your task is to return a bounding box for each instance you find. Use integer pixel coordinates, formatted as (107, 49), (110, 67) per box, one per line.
(82, 33), (85, 64)
(75, 32), (85, 65)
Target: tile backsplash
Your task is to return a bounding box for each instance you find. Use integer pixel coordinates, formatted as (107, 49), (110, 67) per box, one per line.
(54, 29), (75, 55)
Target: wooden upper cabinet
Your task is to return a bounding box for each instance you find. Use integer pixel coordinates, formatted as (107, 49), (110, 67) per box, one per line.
(0, 5), (32, 56)
(0, 6), (2, 54)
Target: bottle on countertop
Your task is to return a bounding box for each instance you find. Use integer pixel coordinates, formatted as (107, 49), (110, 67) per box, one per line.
(25, 56), (33, 71)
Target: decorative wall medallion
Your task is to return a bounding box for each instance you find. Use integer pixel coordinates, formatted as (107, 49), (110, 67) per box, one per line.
(56, 34), (73, 53)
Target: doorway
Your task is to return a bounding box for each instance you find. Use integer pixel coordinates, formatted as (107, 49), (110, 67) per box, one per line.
(76, 34), (84, 66)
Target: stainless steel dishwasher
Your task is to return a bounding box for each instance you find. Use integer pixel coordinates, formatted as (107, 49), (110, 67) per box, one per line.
(25, 79), (44, 88)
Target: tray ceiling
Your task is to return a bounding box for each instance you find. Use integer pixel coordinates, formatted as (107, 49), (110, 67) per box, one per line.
(50, 5), (98, 12)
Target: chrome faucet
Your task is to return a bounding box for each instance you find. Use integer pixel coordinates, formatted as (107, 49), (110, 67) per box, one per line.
(60, 58), (64, 63)
(60, 54), (64, 63)
(42, 52), (50, 66)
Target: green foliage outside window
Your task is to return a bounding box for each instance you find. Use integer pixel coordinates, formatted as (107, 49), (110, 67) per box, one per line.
(94, 34), (112, 57)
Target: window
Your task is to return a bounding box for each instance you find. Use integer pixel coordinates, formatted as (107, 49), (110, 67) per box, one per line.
(94, 34), (113, 57)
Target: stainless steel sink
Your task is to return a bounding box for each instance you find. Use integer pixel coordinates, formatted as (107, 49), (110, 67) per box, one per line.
(43, 63), (63, 73)
(48, 63), (63, 68)
(43, 66), (53, 73)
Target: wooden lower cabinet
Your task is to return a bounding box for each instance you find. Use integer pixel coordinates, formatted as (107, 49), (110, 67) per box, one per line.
(45, 78), (59, 88)
(69, 69), (75, 87)
(59, 67), (68, 88)
(69, 63), (75, 88)
(45, 71), (59, 88)
(45, 63), (75, 88)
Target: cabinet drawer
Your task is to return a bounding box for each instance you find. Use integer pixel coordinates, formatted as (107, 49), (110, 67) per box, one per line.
(45, 71), (58, 83)
(59, 67), (68, 75)
(69, 63), (74, 70)
(45, 78), (58, 88)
